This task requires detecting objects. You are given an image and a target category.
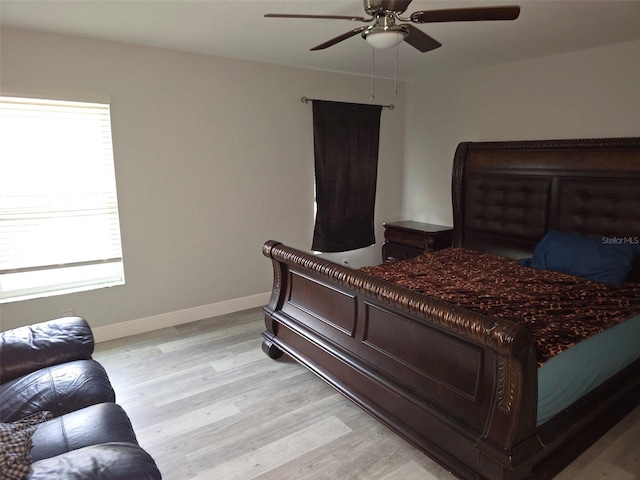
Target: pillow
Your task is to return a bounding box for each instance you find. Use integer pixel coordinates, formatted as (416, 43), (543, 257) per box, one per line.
(0, 412), (52, 480)
(519, 230), (640, 286)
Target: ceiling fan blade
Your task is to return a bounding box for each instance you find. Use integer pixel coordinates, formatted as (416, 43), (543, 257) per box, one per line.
(264, 13), (367, 22)
(402, 24), (442, 52)
(410, 6), (521, 23)
(310, 27), (367, 50)
(380, 0), (413, 13)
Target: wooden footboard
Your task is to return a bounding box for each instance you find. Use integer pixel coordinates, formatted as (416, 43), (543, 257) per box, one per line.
(262, 240), (543, 480)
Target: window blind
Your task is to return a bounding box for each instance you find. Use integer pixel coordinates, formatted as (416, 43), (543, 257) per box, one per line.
(0, 96), (125, 303)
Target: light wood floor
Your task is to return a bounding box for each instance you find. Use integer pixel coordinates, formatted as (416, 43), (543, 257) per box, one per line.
(93, 308), (640, 480)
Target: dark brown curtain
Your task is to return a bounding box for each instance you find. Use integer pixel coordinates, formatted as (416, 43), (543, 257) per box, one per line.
(311, 100), (382, 252)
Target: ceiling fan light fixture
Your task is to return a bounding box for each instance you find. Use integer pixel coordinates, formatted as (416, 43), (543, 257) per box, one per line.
(364, 28), (406, 49)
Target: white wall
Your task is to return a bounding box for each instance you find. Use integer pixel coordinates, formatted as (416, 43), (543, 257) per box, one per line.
(0, 27), (405, 332)
(4, 28), (638, 335)
(402, 39), (640, 226)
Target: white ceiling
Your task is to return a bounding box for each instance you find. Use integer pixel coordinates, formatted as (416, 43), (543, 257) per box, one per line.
(1, 0), (639, 82)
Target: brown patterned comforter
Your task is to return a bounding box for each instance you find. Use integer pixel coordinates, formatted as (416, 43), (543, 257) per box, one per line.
(360, 248), (640, 366)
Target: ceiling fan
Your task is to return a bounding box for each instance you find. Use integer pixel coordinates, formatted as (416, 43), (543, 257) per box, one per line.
(265, 0), (520, 52)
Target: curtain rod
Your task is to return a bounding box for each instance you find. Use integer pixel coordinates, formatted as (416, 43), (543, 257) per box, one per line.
(300, 96), (394, 110)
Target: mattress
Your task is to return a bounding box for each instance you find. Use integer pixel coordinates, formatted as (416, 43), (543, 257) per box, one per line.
(537, 313), (640, 425)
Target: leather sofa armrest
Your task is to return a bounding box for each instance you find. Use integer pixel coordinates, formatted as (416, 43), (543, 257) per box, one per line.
(0, 317), (95, 384)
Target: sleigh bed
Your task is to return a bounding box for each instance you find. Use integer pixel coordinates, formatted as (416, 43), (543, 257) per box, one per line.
(261, 137), (640, 480)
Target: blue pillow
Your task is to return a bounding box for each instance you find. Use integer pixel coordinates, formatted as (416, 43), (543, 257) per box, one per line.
(518, 230), (640, 286)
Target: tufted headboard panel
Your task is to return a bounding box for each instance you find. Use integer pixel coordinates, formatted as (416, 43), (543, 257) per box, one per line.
(451, 138), (640, 271)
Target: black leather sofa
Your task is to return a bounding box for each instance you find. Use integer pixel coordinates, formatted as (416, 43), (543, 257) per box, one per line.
(0, 316), (161, 479)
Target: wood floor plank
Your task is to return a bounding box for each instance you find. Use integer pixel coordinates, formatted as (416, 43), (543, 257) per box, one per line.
(378, 460), (440, 480)
(138, 400), (241, 442)
(92, 307), (640, 480)
(185, 382), (345, 469)
(150, 357), (302, 407)
(209, 343), (267, 372)
(571, 459), (635, 480)
(158, 320), (262, 354)
(189, 416), (352, 480)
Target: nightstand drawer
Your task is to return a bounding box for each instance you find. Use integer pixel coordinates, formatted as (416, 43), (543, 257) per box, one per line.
(384, 229), (428, 249)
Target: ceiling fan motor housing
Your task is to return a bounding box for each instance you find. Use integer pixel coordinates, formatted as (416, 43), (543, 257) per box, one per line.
(364, 0), (383, 15)
(363, 0), (412, 16)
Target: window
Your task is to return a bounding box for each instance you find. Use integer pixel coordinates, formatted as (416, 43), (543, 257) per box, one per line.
(0, 96), (125, 303)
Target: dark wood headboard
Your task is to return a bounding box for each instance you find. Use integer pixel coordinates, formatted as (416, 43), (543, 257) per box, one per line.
(451, 138), (640, 266)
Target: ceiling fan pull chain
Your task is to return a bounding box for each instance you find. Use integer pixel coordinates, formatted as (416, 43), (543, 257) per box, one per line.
(394, 43), (399, 97)
(370, 47), (375, 102)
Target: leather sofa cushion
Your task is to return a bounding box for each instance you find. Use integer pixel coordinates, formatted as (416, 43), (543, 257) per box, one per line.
(28, 442), (161, 480)
(30, 403), (138, 462)
(0, 359), (115, 423)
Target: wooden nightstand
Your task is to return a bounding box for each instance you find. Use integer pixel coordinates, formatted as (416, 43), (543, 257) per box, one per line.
(382, 221), (453, 262)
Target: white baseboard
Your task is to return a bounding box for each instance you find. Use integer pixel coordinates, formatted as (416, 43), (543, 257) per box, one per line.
(93, 292), (271, 343)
